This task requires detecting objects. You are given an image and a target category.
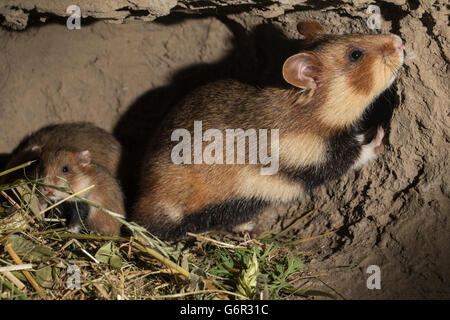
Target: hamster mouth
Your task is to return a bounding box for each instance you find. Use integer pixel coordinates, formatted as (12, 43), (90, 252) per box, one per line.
(382, 52), (403, 88)
(48, 195), (63, 202)
(395, 49), (404, 66)
(42, 192), (63, 202)
(40, 186), (66, 202)
(384, 53), (403, 70)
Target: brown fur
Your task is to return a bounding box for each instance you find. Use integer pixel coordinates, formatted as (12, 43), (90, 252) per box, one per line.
(40, 149), (124, 236)
(307, 34), (402, 129)
(2, 122), (125, 236)
(131, 22), (404, 239)
(2, 122), (121, 182)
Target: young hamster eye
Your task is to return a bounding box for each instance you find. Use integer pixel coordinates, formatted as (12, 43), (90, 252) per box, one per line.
(349, 49), (364, 62)
(61, 166), (69, 173)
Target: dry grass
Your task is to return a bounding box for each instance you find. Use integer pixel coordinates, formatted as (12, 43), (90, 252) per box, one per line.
(0, 162), (335, 300)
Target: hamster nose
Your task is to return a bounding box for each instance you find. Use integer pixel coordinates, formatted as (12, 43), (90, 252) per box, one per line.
(393, 35), (403, 52)
(43, 186), (55, 195)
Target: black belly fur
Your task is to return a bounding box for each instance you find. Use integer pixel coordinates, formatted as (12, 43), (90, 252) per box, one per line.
(146, 198), (268, 240)
(280, 129), (362, 190)
(148, 128), (370, 240)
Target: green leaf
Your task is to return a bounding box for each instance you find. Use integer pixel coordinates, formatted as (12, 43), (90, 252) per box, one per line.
(236, 251), (259, 300)
(94, 241), (123, 269)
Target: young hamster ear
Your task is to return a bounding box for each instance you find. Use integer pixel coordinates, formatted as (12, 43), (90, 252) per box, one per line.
(282, 52), (320, 90)
(76, 150), (91, 167)
(297, 20), (326, 39)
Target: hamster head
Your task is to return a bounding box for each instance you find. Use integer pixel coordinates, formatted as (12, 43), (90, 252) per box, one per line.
(38, 148), (93, 202)
(283, 21), (404, 129)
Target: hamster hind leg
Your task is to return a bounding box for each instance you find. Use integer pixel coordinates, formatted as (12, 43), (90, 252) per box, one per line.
(87, 206), (122, 236)
(141, 198), (269, 241)
(231, 205), (282, 238)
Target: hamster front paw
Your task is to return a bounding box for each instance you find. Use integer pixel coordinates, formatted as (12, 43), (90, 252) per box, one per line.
(39, 199), (49, 211)
(373, 126), (385, 154)
(353, 126), (385, 169)
(67, 224), (82, 234)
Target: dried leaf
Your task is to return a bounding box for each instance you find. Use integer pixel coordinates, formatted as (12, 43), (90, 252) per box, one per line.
(14, 185), (41, 220)
(8, 234), (55, 262)
(34, 265), (54, 288)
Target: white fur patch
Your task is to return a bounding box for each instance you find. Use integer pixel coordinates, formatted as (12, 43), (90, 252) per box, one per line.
(352, 138), (379, 170)
(159, 201), (184, 222)
(232, 221), (257, 233)
(67, 224), (82, 234)
(355, 133), (365, 143)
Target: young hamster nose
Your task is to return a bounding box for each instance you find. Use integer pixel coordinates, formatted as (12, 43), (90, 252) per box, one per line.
(43, 186), (55, 195)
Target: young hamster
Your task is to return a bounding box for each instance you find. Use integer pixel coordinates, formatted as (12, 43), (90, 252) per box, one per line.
(131, 20), (404, 240)
(1, 122), (121, 183)
(39, 148), (124, 236)
(1, 122), (124, 236)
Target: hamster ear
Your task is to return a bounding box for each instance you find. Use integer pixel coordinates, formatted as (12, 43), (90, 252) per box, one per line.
(29, 145), (41, 154)
(297, 20), (326, 39)
(282, 52), (320, 89)
(76, 150), (91, 167)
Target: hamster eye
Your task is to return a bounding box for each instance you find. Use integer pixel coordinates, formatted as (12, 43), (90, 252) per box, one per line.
(61, 166), (69, 173)
(349, 49), (364, 62)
